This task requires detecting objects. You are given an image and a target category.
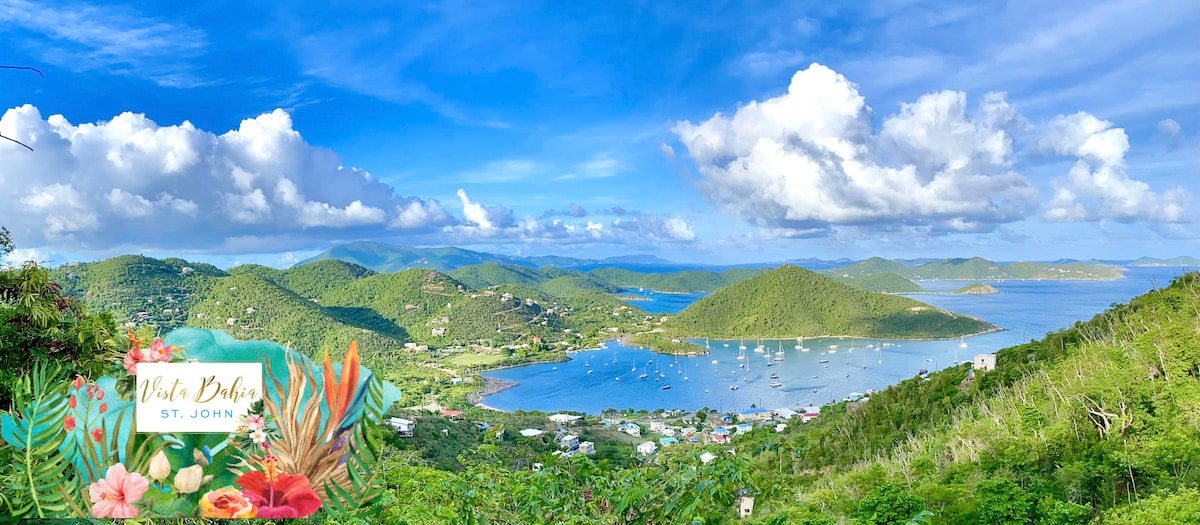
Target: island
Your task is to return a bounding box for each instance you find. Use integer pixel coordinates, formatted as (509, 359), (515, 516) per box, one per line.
(954, 283), (999, 295)
(639, 266), (997, 347)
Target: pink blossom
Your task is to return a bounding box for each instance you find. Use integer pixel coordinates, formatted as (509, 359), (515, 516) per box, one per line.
(89, 463), (149, 518)
(148, 339), (173, 362)
(123, 348), (143, 375)
(244, 415), (265, 431)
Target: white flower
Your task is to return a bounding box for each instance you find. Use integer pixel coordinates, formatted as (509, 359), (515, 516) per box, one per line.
(250, 429), (267, 444)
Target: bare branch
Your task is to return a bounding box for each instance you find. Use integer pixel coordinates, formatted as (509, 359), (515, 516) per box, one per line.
(0, 65), (44, 77)
(0, 133), (34, 152)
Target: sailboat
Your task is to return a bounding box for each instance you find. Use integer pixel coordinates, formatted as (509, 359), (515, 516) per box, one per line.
(638, 366), (648, 379)
(774, 341), (785, 361)
(959, 335), (968, 349)
(737, 344), (746, 361)
(754, 339), (765, 353)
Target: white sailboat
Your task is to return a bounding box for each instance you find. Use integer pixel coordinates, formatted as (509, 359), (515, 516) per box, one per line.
(754, 339), (765, 353)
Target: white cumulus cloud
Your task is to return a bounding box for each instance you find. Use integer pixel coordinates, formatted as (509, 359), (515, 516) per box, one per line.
(0, 105), (453, 252)
(672, 63), (1037, 236)
(1039, 112), (1190, 223)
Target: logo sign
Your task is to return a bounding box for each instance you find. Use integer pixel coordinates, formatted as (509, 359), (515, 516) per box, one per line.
(136, 362), (263, 433)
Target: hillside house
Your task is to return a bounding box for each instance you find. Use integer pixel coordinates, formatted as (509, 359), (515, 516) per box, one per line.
(558, 435), (579, 450)
(636, 442), (658, 455)
(734, 423), (753, 435)
(578, 441), (595, 455)
(649, 421), (666, 433)
(432, 328), (446, 336)
(519, 429), (545, 437)
(618, 422), (641, 437)
(226, 318), (237, 326)
(659, 437), (679, 447)
(738, 408), (773, 423)
(738, 497), (755, 519)
(388, 418), (414, 438)
(974, 353), (997, 371)
(548, 414), (582, 425)
(772, 408), (798, 420)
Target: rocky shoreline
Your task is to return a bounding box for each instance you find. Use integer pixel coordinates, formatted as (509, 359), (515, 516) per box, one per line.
(467, 377), (519, 405)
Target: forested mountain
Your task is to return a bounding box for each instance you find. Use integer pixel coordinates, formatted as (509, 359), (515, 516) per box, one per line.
(829, 256), (1122, 281)
(587, 267), (765, 292)
(51, 255), (649, 361)
(664, 266), (995, 339)
(827, 271), (925, 293)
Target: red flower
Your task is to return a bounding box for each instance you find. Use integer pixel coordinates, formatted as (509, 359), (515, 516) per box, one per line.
(235, 457), (321, 518)
(87, 390), (94, 400)
(91, 428), (103, 443)
(73, 376), (84, 390)
(99, 403), (108, 414)
(64, 416), (76, 432)
(68, 396), (77, 409)
(96, 390), (104, 400)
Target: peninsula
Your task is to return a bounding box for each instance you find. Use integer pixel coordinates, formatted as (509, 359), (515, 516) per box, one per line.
(656, 265), (998, 341)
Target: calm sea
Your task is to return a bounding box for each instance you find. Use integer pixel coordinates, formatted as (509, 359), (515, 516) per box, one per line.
(482, 266), (1191, 414)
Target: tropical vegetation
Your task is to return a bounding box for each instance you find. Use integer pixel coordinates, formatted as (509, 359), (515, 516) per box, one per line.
(663, 266), (997, 339)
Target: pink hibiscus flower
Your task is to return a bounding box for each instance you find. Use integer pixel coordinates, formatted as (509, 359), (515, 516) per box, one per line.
(89, 463), (149, 518)
(243, 414), (265, 431)
(123, 347), (143, 375)
(147, 339), (173, 362)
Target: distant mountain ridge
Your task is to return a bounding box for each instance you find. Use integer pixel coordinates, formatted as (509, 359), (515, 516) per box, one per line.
(831, 256), (1122, 280)
(1129, 256), (1199, 267)
(298, 241), (687, 273)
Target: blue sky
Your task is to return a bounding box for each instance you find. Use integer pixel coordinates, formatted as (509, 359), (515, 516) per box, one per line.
(0, 0), (1196, 268)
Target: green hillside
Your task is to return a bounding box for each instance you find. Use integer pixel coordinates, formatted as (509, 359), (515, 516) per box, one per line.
(829, 256), (913, 277)
(447, 262), (548, 289)
(828, 271), (925, 293)
(52, 255), (224, 329)
(587, 267), (764, 293)
(744, 271), (1200, 523)
(185, 272), (407, 360)
(664, 265), (995, 339)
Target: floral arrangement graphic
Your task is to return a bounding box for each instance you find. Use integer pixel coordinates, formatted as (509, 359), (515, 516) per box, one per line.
(0, 327), (400, 519)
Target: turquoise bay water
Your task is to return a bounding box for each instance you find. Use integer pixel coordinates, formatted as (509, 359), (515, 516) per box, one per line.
(483, 267), (1190, 414)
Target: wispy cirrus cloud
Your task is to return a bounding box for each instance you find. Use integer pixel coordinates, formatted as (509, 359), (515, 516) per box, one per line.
(0, 0), (210, 87)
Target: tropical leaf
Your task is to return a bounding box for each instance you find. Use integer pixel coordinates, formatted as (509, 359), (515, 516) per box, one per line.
(0, 361), (81, 519)
(320, 376), (388, 518)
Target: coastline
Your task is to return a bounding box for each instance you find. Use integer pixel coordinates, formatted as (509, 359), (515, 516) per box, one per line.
(467, 376), (520, 406)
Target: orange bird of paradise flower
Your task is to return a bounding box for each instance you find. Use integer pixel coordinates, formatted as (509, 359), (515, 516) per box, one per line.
(321, 341), (361, 431)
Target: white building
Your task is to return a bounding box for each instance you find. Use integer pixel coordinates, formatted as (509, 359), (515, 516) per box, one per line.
(738, 496), (755, 519)
(388, 418), (414, 437)
(649, 420), (666, 432)
(974, 353), (997, 371)
(578, 441), (595, 455)
(548, 413), (582, 424)
(636, 442), (658, 455)
(558, 435), (579, 450)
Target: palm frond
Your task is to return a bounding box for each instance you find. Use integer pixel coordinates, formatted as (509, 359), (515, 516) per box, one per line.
(0, 362), (80, 519)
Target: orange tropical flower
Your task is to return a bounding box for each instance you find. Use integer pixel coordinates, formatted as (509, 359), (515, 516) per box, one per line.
(200, 487), (257, 518)
(64, 415), (75, 432)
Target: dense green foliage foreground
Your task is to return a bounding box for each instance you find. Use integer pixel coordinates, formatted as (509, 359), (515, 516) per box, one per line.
(5, 235), (1200, 522)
